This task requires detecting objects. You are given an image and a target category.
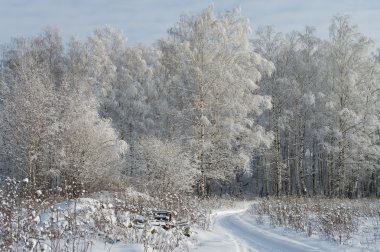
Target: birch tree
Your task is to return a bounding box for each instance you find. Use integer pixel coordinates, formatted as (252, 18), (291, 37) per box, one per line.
(0, 29), (128, 194)
(254, 26), (286, 196)
(0, 35), (60, 189)
(160, 7), (274, 197)
(321, 16), (380, 197)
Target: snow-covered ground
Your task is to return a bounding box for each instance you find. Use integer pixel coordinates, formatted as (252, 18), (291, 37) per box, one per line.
(3, 191), (379, 251)
(91, 241), (143, 252)
(182, 202), (379, 252)
(85, 200), (380, 251)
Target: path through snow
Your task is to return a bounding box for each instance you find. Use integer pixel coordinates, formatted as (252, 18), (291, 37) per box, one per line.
(186, 204), (347, 252)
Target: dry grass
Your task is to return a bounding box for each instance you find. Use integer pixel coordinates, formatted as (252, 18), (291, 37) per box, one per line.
(250, 196), (380, 244)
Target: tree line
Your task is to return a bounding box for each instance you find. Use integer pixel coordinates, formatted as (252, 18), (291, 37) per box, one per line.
(0, 7), (379, 198)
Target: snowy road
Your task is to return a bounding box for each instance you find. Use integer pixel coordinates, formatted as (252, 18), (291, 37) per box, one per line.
(188, 206), (342, 252)
(216, 210), (319, 252)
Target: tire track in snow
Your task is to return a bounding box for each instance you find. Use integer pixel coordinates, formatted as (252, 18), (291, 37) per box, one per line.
(216, 210), (320, 252)
(188, 205), (341, 252)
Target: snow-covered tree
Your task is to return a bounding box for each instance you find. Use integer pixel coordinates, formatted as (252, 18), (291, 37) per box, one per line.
(159, 7), (274, 196)
(253, 26), (287, 196)
(101, 45), (159, 176)
(0, 35), (60, 188)
(0, 29), (127, 194)
(131, 137), (197, 194)
(59, 106), (127, 193)
(1, 9), (379, 199)
(320, 16), (380, 197)
(253, 16), (380, 198)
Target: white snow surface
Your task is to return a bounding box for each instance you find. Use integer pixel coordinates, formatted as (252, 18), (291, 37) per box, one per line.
(30, 198), (379, 252)
(91, 241), (143, 252)
(181, 202), (363, 252)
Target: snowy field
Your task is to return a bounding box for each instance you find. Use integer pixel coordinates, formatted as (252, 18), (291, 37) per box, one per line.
(78, 203), (380, 252)
(181, 199), (380, 252)
(186, 209), (356, 252)
(2, 189), (380, 251)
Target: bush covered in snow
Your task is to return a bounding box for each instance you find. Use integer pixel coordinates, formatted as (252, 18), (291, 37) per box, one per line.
(0, 177), (216, 251)
(250, 197), (380, 246)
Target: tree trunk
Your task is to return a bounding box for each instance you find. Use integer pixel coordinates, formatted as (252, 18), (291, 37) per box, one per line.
(274, 122), (281, 196)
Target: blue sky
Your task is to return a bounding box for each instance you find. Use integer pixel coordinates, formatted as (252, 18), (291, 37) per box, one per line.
(1, 0), (380, 48)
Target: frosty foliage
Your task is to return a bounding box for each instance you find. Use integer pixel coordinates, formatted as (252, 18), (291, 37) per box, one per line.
(0, 28), (127, 195)
(130, 136), (198, 194)
(252, 16), (380, 197)
(158, 6), (274, 188)
(251, 197), (380, 248)
(0, 178), (217, 252)
(0, 5), (379, 206)
(61, 109), (127, 191)
(0, 5), (380, 252)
